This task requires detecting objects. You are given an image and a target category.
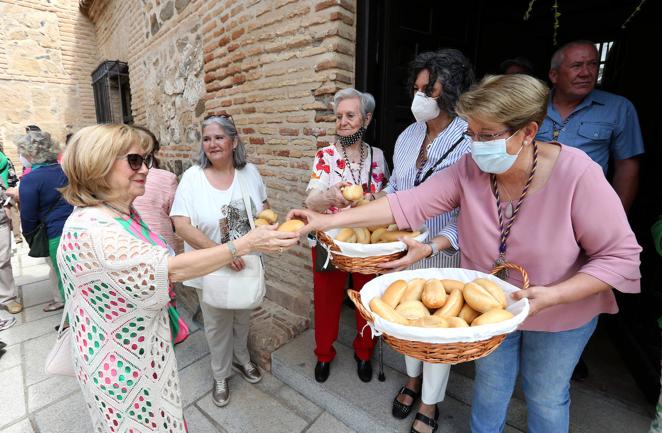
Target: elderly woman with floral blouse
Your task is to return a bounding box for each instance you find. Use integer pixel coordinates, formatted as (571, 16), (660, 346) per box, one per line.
(305, 88), (388, 384)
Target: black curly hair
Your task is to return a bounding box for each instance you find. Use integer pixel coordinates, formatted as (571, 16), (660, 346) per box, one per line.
(407, 48), (475, 117)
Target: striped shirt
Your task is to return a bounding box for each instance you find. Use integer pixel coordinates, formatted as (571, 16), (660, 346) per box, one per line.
(384, 117), (470, 269)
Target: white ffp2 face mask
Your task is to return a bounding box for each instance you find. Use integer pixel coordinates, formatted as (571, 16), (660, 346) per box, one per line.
(470, 131), (524, 174)
(411, 91), (440, 123)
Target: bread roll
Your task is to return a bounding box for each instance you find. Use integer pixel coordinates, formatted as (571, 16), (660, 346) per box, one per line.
(440, 279), (465, 293)
(336, 228), (355, 242)
(367, 224), (388, 232)
(458, 304), (480, 324)
(411, 316), (449, 328)
(254, 218), (270, 227)
(473, 278), (508, 308)
(342, 184), (363, 201)
(395, 300), (431, 320)
(378, 230), (421, 243)
(401, 278), (425, 302)
(369, 297), (410, 326)
(257, 209), (278, 224)
(445, 317), (469, 328)
(370, 228), (387, 244)
(381, 280), (407, 308)
(433, 288), (464, 317)
(277, 219), (305, 232)
(353, 228), (371, 244)
(356, 198), (371, 206)
(463, 282), (503, 313)
(421, 279), (447, 309)
(471, 308), (514, 326)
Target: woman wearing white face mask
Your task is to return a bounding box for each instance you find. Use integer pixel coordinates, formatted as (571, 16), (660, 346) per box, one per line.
(373, 48), (474, 433)
(288, 74), (641, 433)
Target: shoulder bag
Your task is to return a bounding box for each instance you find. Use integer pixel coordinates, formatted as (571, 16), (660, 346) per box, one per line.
(201, 168), (266, 309)
(24, 197), (61, 258)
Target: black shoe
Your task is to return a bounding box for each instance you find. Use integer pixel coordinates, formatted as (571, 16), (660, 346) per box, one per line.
(392, 386), (420, 419)
(411, 405), (439, 433)
(315, 361), (330, 383)
(354, 354), (372, 382)
(572, 357), (588, 381)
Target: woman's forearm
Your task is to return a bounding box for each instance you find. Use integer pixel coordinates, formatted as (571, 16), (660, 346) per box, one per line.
(172, 218), (217, 249)
(549, 273), (611, 305)
(168, 237), (250, 282)
(323, 196), (395, 230)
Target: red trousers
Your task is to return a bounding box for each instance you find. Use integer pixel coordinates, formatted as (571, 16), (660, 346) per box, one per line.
(312, 248), (375, 362)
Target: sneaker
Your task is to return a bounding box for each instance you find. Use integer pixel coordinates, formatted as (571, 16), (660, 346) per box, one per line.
(5, 301), (22, 314)
(43, 301), (65, 312)
(232, 361), (262, 384)
(0, 317), (16, 331)
(212, 378), (230, 407)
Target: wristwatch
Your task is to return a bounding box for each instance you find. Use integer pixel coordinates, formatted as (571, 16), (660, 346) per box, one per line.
(424, 240), (440, 258)
(227, 240), (239, 260)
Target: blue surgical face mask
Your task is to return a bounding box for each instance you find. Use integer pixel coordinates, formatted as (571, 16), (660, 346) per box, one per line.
(470, 130), (523, 174)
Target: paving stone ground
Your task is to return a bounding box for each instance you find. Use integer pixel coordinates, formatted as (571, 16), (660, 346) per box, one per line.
(0, 243), (354, 433)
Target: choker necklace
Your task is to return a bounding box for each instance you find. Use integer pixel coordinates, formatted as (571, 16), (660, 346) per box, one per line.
(104, 202), (134, 219)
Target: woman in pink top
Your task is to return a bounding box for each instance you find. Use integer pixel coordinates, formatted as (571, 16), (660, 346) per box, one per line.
(132, 126), (178, 248)
(290, 74), (641, 433)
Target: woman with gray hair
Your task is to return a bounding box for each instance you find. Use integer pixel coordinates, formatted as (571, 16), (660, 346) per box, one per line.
(304, 87), (388, 384)
(170, 114), (270, 407)
(17, 130), (73, 312)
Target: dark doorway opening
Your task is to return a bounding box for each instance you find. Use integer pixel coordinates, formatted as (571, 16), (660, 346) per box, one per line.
(357, 0), (662, 406)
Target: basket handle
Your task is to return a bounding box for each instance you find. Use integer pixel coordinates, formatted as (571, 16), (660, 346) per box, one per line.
(490, 262), (530, 289)
(315, 230), (341, 252)
(347, 289), (374, 322)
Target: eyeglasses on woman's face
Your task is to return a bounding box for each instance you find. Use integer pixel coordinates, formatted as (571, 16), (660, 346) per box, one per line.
(118, 153), (154, 171)
(462, 128), (513, 142)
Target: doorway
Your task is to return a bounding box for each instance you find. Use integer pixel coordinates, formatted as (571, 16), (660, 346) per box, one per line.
(356, 0), (662, 405)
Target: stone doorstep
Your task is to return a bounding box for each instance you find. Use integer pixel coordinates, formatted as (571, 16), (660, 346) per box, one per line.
(174, 283), (310, 371)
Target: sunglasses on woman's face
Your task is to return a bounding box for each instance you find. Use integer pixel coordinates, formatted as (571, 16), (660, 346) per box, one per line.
(118, 153), (154, 171)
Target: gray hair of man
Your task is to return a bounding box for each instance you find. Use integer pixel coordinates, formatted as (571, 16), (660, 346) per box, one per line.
(198, 115), (247, 169)
(550, 40), (597, 70)
(15, 130), (60, 164)
(332, 88), (376, 120)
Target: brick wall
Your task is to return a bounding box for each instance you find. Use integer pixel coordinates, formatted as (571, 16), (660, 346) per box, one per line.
(0, 0), (98, 167)
(202, 0), (358, 318)
(83, 0), (358, 322)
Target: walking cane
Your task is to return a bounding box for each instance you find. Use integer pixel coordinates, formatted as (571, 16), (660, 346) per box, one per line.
(378, 335), (385, 381)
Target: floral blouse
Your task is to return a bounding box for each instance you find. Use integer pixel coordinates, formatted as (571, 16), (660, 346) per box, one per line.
(306, 143), (388, 214)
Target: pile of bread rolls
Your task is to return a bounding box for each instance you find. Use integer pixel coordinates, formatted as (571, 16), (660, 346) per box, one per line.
(335, 225), (421, 244)
(254, 209), (304, 232)
(369, 278), (514, 328)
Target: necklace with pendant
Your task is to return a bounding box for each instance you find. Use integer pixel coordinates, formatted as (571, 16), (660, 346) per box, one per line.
(491, 141), (538, 279)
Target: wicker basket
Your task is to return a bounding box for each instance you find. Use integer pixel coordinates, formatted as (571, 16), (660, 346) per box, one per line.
(315, 230), (406, 274)
(348, 262), (530, 364)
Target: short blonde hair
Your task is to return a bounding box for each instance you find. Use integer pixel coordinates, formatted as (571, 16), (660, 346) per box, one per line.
(456, 74), (549, 130)
(61, 124), (153, 207)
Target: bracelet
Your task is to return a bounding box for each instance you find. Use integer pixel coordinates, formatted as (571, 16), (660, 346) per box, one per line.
(227, 240), (239, 260)
(424, 240), (440, 258)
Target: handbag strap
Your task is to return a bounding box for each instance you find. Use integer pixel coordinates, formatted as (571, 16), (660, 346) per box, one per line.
(236, 168), (256, 230)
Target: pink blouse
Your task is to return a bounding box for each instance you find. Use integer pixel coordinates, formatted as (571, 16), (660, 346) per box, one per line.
(133, 168), (178, 248)
(387, 144), (641, 332)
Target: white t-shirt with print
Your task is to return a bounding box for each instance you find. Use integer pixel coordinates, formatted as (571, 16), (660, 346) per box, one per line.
(170, 163), (267, 288)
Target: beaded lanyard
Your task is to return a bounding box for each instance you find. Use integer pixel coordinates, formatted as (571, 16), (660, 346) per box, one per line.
(490, 140), (538, 279)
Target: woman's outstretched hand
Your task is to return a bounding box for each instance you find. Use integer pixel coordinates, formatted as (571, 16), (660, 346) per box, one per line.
(286, 209), (331, 237)
(242, 225), (299, 254)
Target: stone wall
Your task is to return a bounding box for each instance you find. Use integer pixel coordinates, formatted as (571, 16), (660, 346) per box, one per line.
(202, 0), (358, 318)
(0, 0), (98, 166)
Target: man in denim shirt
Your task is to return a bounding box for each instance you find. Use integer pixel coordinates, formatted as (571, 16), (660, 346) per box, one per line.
(537, 40), (645, 213)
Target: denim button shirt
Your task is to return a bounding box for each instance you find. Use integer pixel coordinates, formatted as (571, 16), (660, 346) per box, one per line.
(536, 89), (645, 174)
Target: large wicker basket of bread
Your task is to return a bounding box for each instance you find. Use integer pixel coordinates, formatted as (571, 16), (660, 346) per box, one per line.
(315, 225), (427, 274)
(348, 263), (530, 363)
